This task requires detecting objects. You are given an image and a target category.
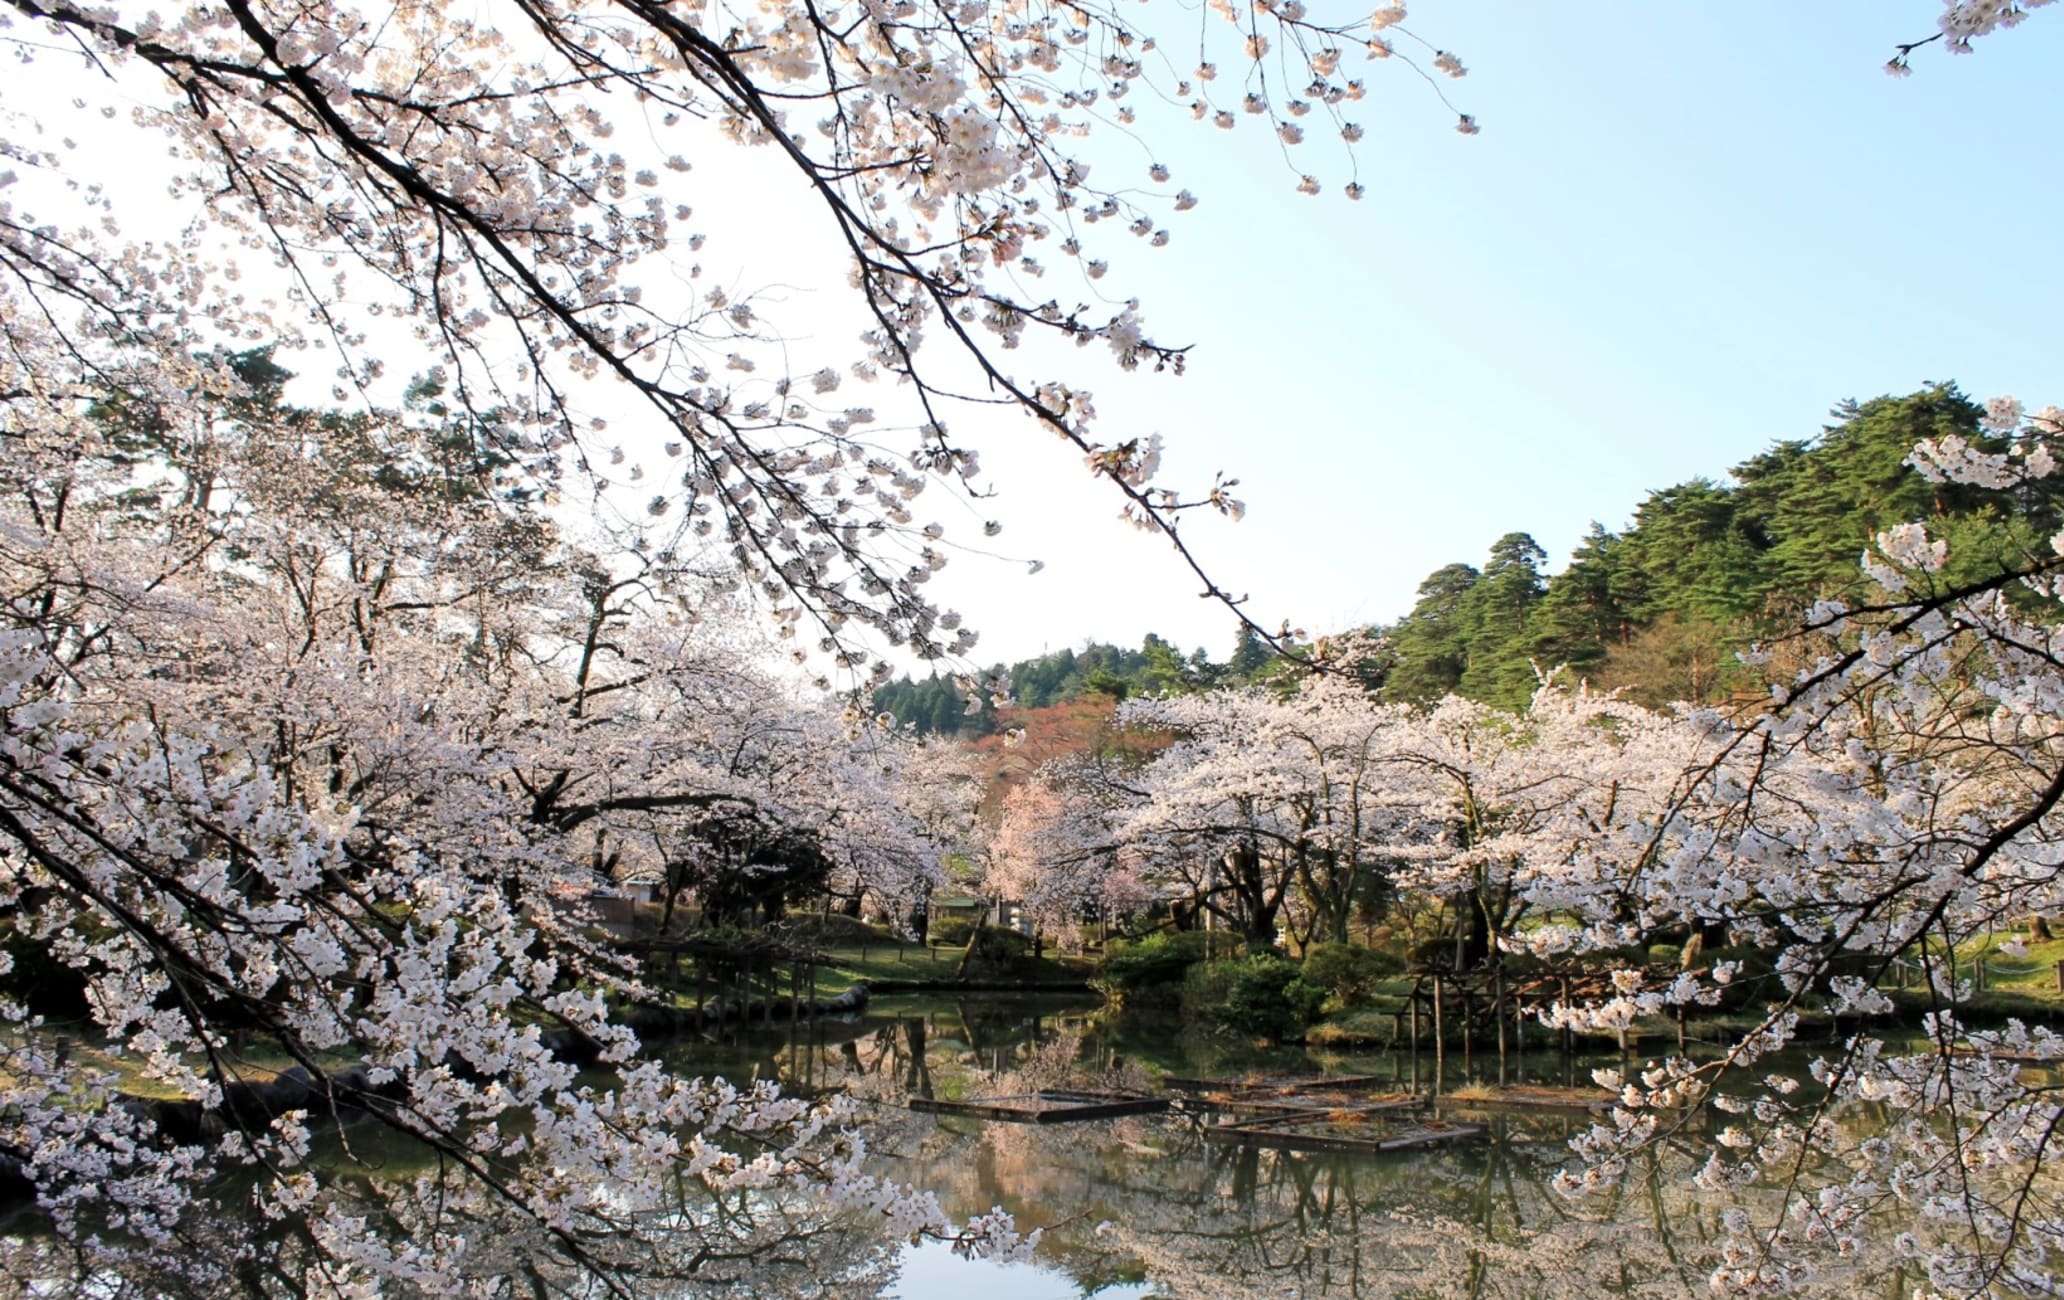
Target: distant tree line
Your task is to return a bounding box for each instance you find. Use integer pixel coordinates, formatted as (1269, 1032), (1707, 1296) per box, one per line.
(1378, 385), (2064, 707)
(874, 627), (1278, 736)
(886, 386), (2057, 724)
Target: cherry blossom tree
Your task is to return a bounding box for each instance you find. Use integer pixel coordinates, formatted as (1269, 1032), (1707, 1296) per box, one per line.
(1113, 674), (1413, 947)
(0, 0), (1490, 673)
(1890, 0), (2056, 71)
(811, 720), (981, 929)
(1364, 683), (1715, 976)
(0, 0), (2050, 1290)
(986, 760), (1149, 939)
(0, 338), (1021, 1291)
(1531, 401), (2064, 1294)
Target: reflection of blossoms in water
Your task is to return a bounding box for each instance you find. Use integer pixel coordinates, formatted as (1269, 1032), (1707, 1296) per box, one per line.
(663, 1011), (1935, 1296)
(983, 1031), (1155, 1097)
(789, 1016), (1909, 1296)
(988, 1125), (1885, 1299)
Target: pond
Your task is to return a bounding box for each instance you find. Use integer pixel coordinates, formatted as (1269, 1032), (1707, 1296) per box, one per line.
(0, 995), (1950, 1297)
(659, 996), (1927, 1299)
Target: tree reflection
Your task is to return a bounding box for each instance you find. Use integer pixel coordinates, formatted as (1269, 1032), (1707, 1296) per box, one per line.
(682, 1003), (1915, 1298)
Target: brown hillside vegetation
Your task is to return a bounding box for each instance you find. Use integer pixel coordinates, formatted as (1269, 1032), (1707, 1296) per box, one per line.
(964, 693), (1171, 820)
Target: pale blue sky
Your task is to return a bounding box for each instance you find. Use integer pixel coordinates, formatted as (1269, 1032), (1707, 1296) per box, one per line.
(921, 3), (2064, 668)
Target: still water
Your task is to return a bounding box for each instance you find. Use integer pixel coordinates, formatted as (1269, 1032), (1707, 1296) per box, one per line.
(663, 996), (1918, 1300)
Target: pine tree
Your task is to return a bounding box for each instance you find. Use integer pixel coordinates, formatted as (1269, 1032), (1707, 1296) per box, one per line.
(1457, 532), (1548, 707)
(1382, 563), (1481, 702)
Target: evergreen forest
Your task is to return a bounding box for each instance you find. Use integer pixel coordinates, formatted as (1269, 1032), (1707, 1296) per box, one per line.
(1375, 385), (2061, 707)
(879, 384), (2060, 720)
(872, 626), (1279, 736)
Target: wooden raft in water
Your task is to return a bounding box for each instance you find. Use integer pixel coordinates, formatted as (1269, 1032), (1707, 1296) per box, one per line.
(1161, 1072), (1395, 1096)
(1436, 1083), (1614, 1113)
(907, 1088), (1171, 1124)
(1201, 1110), (1484, 1154)
(1164, 1073), (1485, 1153)
(1165, 1075), (1422, 1117)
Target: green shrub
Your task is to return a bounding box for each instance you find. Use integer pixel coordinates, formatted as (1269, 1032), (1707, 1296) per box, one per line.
(1499, 951), (1545, 980)
(964, 925), (1035, 974)
(783, 913), (896, 947)
(1300, 942), (1403, 1005)
(929, 914), (977, 948)
(1213, 954), (1326, 1042)
(1097, 930), (1211, 994)
(1179, 953), (1236, 1011)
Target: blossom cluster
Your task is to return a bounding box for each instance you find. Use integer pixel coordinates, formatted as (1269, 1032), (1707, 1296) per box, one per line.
(0, 330), (989, 1290)
(999, 400), (2064, 1288)
(0, 0), (1481, 672)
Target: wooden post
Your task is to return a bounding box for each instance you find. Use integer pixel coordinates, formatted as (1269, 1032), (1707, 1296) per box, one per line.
(1514, 998), (1528, 1084)
(1432, 976), (1447, 1091)
(2053, 959), (2064, 992)
(1494, 965), (1508, 1088)
(1559, 976), (1574, 1057)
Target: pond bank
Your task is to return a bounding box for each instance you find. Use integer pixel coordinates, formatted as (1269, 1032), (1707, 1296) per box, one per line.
(861, 977), (1095, 994)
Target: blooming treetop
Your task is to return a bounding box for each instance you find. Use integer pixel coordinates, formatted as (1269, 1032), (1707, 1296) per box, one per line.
(1008, 408), (2064, 1288)
(987, 760), (1153, 934)
(1109, 671), (1410, 946)
(0, 0), (1487, 673)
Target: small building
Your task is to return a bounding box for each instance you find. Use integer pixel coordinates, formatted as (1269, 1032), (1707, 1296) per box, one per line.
(927, 895), (1035, 937)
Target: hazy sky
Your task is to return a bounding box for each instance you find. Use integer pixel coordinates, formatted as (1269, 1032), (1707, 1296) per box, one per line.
(901, 4), (2064, 669)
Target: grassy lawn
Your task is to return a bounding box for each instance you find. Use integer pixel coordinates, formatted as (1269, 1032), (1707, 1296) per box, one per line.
(1306, 1005), (1406, 1047)
(812, 942), (1095, 994)
(0, 1037), (344, 1104)
(1948, 933), (2064, 998)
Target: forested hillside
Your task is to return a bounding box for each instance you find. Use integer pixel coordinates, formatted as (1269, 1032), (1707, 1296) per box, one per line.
(886, 386), (2056, 723)
(873, 627), (1277, 736)
(1380, 385), (2064, 707)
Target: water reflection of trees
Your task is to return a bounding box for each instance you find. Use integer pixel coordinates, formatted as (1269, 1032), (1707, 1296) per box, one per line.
(903, 1116), (1904, 1298)
(1, 1011), (1016, 1300)
(689, 1009), (1912, 1298)
(670, 1001), (1114, 1099)
(3, 1139), (916, 1300)
(739, 1011), (1939, 1300)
